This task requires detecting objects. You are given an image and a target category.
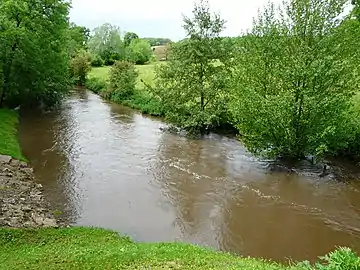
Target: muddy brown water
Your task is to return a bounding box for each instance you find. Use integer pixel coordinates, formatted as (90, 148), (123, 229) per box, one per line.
(19, 89), (360, 262)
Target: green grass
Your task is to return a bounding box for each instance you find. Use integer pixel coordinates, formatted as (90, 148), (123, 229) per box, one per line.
(0, 227), (299, 270)
(0, 109), (24, 160)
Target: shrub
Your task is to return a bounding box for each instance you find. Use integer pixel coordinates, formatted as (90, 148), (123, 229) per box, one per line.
(91, 54), (104, 67)
(85, 77), (107, 94)
(108, 61), (138, 101)
(70, 50), (92, 86)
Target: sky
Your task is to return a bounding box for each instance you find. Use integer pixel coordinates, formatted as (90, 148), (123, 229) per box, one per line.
(69, 0), (280, 41)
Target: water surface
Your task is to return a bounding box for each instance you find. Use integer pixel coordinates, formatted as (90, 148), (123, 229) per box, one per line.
(19, 89), (360, 262)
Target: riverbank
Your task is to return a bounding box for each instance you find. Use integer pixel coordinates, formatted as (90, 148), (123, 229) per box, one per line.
(2, 227), (359, 270)
(0, 109), (58, 228)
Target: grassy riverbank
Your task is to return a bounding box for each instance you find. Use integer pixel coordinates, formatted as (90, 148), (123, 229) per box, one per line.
(3, 227), (358, 270)
(86, 64), (164, 116)
(0, 109), (24, 160)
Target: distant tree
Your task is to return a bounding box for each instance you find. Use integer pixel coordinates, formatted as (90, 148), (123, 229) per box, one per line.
(152, 0), (232, 134)
(88, 23), (125, 65)
(230, 0), (360, 159)
(67, 23), (90, 56)
(142, 38), (172, 46)
(124, 32), (139, 47)
(127, 39), (152, 64)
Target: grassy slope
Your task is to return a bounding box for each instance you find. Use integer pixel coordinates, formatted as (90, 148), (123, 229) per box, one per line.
(0, 227), (296, 270)
(0, 109), (24, 160)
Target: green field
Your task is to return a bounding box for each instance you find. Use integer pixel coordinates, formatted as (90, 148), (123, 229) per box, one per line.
(0, 109), (24, 160)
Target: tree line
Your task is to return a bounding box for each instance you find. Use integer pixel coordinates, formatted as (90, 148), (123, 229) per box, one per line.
(151, 0), (360, 160)
(3, 0), (360, 161)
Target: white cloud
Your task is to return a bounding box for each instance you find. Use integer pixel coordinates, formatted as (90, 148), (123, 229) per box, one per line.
(69, 0), (281, 40)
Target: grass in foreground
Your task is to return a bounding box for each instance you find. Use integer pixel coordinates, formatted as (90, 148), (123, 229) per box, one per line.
(0, 109), (24, 160)
(0, 227), (296, 270)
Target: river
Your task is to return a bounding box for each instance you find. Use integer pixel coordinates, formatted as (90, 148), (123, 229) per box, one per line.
(19, 89), (360, 262)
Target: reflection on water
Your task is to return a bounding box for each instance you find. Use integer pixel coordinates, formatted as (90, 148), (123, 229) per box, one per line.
(19, 89), (360, 262)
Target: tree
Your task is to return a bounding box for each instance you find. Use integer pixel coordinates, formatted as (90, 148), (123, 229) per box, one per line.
(107, 61), (138, 101)
(67, 23), (90, 57)
(88, 23), (125, 65)
(0, 0), (71, 108)
(151, 0), (232, 134)
(127, 39), (153, 64)
(70, 50), (92, 86)
(124, 32), (139, 47)
(230, 0), (360, 159)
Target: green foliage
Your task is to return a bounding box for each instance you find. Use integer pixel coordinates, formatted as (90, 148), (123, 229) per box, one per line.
(230, 0), (360, 159)
(90, 54), (104, 67)
(127, 39), (153, 65)
(67, 23), (90, 57)
(0, 109), (24, 160)
(88, 23), (125, 66)
(315, 247), (360, 270)
(0, 0), (71, 108)
(70, 50), (92, 86)
(108, 61), (138, 101)
(124, 32), (139, 47)
(123, 91), (164, 116)
(85, 77), (107, 94)
(152, 0), (232, 134)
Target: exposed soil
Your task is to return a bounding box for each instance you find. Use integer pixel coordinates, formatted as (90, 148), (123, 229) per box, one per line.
(0, 155), (58, 228)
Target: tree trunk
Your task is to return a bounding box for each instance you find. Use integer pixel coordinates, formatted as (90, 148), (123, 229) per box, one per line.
(201, 94), (204, 111)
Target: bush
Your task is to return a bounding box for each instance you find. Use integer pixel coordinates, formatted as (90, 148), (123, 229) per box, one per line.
(85, 77), (107, 94)
(91, 54), (104, 67)
(70, 50), (92, 86)
(298, 247), (360, 270)
(108, 61), (138, 101)
(122, 91), (164, 116)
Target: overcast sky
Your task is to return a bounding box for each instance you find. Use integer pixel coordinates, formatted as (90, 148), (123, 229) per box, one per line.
(69, 0), (281, 40)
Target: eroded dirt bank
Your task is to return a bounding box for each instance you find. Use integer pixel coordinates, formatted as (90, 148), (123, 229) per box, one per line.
(0, 155), (57, 228)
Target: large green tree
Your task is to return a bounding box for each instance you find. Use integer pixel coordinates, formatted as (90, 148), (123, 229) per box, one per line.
(230, 0), (360, 159)
(67, 23), (90, 57)
(127, 39), (152, 64)
(124, 32), (139, 47)
(0, 0), (71, 108)
(88, 23), (125, 65)
(152, 0), (232, 134)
